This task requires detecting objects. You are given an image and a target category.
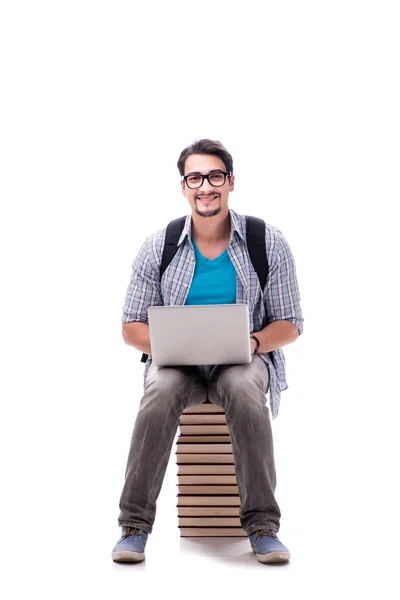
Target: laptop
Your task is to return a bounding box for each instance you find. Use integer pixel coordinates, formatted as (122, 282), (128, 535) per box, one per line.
(147, 304), (252, 367)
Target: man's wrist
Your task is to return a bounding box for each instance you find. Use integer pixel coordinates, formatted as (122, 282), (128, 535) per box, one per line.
(250, 334), (260, 354)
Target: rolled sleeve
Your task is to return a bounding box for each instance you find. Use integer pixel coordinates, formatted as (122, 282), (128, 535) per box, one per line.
(122, 236), (163, 323)
(264, 230), (304, 335)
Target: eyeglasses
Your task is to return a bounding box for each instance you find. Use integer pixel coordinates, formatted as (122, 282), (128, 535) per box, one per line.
(182, 171), (232, 189)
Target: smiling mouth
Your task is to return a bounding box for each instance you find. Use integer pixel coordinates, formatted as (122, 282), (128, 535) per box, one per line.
(197, 195), (218, 203)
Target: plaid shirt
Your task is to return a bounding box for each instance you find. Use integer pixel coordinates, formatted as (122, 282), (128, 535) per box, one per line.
(122, 209), (303, 419)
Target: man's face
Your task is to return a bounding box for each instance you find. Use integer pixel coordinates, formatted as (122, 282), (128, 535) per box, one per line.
(181, 154), (234, 219)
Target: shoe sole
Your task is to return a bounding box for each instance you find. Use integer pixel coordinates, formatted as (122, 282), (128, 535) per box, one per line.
(112, 551), (145, 563)
(254, 550), (290, 563)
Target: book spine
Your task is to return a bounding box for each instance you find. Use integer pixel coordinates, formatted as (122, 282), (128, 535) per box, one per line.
(179, 517), (241, 527)
(178, 464), (236, 475)
(178, 485), (239, 494)
(176, 454), (234, 464)
(179, 425), (229, 435)
(183, 404), (225, 414)
(176, 444), (232, 454)
(178, 506), (240, 516)
(177, 496), (240, 506)
(179, 528), (247, 537)
(178, 475), (237, 485)
(180, 414), (227, 425)
(177, 435), (231, 443)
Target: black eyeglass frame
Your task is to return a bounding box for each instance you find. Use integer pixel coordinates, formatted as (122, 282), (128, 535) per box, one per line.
(181, 171), (232, 189)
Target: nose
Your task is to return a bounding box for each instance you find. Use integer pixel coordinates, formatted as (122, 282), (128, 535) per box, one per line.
(199, 176), (214, 191)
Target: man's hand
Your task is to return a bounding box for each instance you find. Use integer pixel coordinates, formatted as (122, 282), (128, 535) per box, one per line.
(250, 336), (258, 355)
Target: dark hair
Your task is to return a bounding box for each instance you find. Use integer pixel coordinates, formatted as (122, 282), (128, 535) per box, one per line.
(177, 139), (233, 176)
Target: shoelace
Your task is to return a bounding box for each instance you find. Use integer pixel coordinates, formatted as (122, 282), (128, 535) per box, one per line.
(121, 527), (142, 539)
(257, 529), (277, 538)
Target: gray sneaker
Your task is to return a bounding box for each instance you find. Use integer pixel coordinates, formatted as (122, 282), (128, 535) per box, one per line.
(112, 527), (149, 562)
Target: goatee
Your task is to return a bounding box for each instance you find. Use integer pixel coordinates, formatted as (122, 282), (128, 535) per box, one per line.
(195, 206), (222, 218)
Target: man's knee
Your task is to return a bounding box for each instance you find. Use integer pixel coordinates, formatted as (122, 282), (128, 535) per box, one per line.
(216, 366), (245, 394)
(145, 366), (190, 397)
(143, 366), (207, 413)
(215, 362), (269, 403)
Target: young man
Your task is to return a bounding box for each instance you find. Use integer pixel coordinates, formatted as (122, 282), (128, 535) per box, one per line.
(112, 139), (303, 564)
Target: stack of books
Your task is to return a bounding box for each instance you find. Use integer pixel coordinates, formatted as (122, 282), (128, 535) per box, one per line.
(176, 402), (246, 537)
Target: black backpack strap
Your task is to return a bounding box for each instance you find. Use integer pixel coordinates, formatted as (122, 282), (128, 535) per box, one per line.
(245, 215), (268, 291)
(246, 216), (273, 362)
(141, 215), (187, 363)
(160, 216), (187, 280)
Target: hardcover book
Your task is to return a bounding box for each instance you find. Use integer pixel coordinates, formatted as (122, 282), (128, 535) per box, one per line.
(179, 425), (230, 435)
(178, 475), (237, 485)
(183, 404), (225, 414)
(176, 443), (232, 454)
(177, 496), (240, 506)
(176, 454), (234, 464)
(178, 485), (239, 495)
(180, 414), (227, 425)
(179, 528), (247, 537)
(179, 517), (241, 527)
(177, 435), (231, 443)
(178, 465), (236, 475)
(178, 506), (240, 516)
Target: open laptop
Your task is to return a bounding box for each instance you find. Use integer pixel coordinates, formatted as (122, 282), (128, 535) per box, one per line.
(147, 304), (252, 367)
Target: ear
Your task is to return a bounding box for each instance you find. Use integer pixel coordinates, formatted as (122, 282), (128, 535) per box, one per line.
(181, 180), (187, 197)
(229, 174), (235, 192)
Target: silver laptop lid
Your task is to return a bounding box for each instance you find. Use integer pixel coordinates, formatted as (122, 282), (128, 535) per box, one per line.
(148, 304), (251, 367)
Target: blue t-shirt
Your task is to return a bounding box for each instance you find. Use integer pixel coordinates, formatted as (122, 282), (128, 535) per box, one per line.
(185, 237), (236, 305)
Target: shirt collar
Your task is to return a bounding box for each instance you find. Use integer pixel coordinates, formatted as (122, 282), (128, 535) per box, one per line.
(177, 209), (246, 246)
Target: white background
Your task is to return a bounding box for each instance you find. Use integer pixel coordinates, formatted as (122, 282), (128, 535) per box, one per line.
(1, 1), (399, 598)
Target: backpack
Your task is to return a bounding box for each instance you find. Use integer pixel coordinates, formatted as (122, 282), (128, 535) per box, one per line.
(140, 215), (268, 363)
